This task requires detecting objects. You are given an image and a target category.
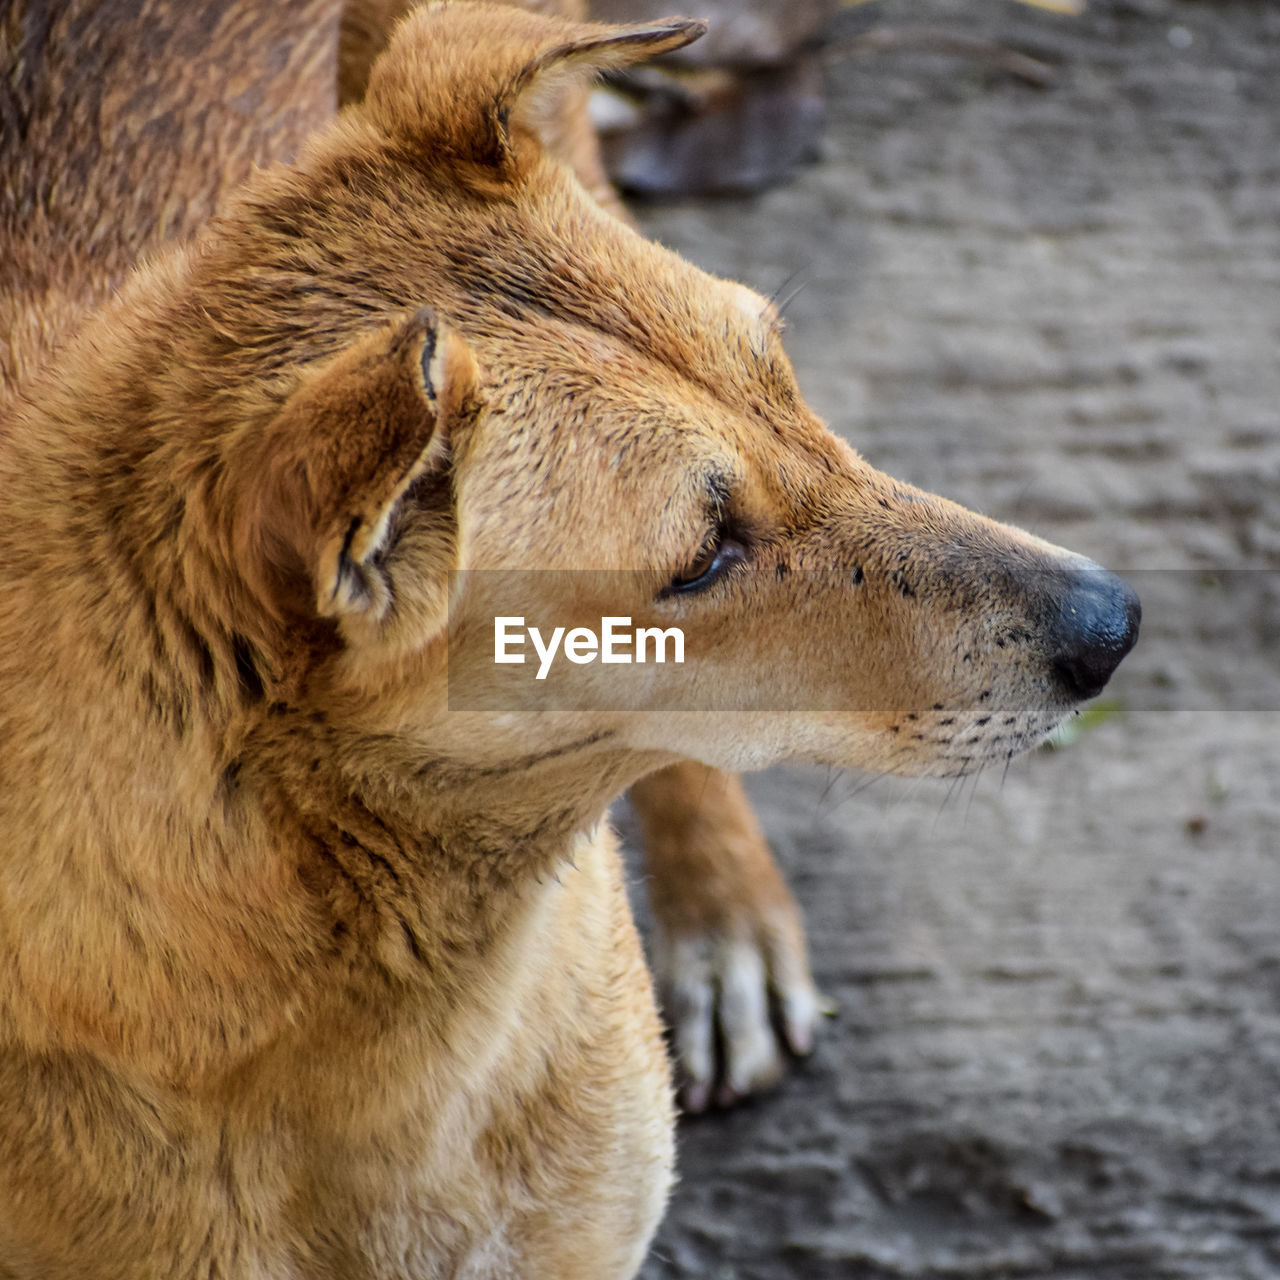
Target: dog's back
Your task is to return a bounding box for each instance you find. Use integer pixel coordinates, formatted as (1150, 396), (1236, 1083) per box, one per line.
(0, 0), (342, 406)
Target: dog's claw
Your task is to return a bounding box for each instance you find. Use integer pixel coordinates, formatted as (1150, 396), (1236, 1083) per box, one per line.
(715, 1082), (742, 1110)
(680, 1080), (712, 1114)
(784, 1011), (814, 1057)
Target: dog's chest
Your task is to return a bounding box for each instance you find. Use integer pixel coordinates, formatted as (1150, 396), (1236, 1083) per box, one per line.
(242, 835), (673, 1279)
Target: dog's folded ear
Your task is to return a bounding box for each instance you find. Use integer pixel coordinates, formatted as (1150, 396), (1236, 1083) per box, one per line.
(363, 3), (706, 178)
(234, 308), (477, 625)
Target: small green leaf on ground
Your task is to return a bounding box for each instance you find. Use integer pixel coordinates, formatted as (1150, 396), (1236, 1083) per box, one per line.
(1042, 698), (1125, 750)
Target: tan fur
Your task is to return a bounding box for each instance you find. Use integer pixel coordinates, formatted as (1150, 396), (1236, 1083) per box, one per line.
(0, 0), (343, 412)
(337, 0), (622, 211)
(335, 0), (812, 1111)
(0, 3), (1137, 1276)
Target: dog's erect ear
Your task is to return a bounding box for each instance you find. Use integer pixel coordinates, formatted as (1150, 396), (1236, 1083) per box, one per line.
(364, 3), (705, 177)
(237, 308), (477, 623)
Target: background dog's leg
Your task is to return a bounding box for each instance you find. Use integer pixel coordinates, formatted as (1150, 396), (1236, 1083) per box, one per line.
(630, 762), (825, 1112)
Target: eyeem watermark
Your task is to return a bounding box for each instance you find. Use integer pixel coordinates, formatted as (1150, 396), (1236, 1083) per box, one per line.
(446, 568), (1279, 711)
(494, 615), (684, 680)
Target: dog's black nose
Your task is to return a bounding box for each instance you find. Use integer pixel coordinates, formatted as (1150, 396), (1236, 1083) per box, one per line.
(1046, 565), (1141, 701)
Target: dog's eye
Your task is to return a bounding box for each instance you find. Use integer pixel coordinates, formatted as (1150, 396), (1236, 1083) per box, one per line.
(664, 531), (747, 596)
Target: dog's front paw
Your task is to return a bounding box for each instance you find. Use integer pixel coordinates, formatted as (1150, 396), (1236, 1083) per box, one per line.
(631, 762), (833, 1111)
(654, 902), (829, 1113)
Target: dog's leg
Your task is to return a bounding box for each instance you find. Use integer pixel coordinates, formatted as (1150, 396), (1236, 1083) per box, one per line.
(630, 762), (825, 1112)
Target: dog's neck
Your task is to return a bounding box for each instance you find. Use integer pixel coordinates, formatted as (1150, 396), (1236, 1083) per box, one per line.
(252, 703), (656, 878)
(239, 699), (662, 973)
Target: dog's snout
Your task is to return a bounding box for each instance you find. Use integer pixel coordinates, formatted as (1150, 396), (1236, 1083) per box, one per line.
(1044, 565), (1141, 701)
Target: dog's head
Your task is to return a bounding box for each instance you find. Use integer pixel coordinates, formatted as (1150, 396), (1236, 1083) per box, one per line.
(57, 3), (1137, 804)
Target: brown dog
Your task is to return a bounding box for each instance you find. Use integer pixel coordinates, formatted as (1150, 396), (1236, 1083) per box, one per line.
(0, 3), (1139, 1277)
(0, 0), (818, 1116)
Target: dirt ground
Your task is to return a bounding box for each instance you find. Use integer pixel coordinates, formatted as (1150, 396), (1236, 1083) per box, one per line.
(618, 1), (1280, 1276)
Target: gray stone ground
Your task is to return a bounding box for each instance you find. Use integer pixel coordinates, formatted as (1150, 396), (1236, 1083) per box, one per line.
(620, 1), (1280, 1276)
